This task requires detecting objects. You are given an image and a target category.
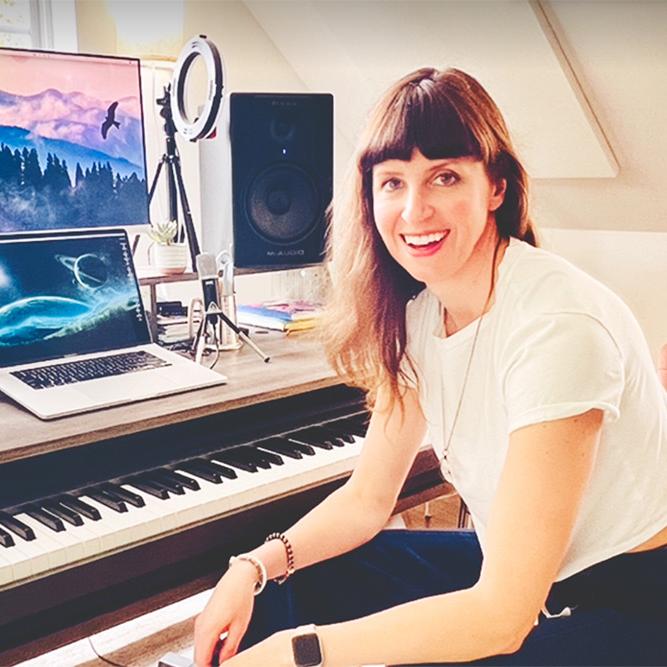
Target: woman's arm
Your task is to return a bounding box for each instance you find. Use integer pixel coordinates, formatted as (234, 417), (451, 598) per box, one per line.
(313, 408), (605, 666)
(195, 385), (426, 664)
(227, 407), (603, 666)
(239, 384), (427, 580)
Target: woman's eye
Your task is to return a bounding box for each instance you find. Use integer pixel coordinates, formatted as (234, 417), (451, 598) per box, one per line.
(382, 178), (402, 191)
(434, 172), (459, 186)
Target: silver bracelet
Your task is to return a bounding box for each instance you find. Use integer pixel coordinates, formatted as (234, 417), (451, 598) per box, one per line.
(228, 553), (267, 595)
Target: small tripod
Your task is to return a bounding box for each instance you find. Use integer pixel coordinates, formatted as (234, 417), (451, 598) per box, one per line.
(147, 84), (200, 269)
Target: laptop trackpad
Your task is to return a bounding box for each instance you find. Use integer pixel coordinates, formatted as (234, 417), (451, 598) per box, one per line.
(76, 367), (206, 402)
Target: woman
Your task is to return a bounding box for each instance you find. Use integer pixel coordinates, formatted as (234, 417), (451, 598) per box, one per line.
(194, 68), (667, 666)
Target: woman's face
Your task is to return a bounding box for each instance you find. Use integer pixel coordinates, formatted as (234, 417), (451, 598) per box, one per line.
(372, 149), (505, 287)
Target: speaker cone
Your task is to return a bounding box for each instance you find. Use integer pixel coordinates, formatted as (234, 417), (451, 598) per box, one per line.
(245, 164), (319, 244)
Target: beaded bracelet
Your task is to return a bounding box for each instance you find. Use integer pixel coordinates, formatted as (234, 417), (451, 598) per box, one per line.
(228, 553), (267, 595)
(265, 532), (295, 584)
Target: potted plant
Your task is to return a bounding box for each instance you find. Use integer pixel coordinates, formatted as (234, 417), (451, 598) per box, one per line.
(148, 220), (188, 274)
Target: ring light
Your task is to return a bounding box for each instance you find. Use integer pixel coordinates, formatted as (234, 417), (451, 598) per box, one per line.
(171, 34), (224, 141)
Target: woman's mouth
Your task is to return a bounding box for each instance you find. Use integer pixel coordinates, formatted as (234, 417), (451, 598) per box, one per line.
(401, 230), (449, 255)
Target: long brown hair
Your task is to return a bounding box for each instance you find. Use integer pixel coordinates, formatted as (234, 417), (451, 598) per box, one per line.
(321, 67), (538, 409)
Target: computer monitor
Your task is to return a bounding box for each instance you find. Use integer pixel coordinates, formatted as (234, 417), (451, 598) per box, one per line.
(0, 47), (150, 232)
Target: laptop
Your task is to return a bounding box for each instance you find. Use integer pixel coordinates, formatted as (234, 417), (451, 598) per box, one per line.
(0, 229), (227, 420)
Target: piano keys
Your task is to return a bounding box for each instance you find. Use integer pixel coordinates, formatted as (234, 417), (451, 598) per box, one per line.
(0, 407), (370, 589)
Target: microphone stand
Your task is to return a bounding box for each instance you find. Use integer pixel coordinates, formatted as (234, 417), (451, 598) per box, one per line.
(192, 303), (271, 365)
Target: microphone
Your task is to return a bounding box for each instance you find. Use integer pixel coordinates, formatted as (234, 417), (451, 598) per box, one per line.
(195, 253), (221, 325)
(195, 252), (271, 363)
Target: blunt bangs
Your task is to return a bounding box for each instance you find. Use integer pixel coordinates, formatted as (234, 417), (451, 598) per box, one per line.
(360, 76), (483, 174)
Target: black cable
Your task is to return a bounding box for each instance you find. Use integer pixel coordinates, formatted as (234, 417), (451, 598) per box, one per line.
(87, 636), (128, 667)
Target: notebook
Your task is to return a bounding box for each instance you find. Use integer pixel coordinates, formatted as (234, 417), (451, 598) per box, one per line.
(0, 229), (226, 420)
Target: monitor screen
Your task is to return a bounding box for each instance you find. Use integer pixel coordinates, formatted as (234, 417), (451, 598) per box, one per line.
(0, 229), (151, 368)
(0, 47), (150, 232)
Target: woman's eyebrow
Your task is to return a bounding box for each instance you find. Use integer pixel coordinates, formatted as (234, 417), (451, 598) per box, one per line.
(425, 158), (466, 172)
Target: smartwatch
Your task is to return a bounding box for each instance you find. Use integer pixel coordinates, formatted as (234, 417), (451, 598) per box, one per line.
(291, 624), (323, 667)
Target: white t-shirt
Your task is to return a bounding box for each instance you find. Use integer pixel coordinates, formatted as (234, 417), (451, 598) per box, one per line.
(404, 238), (667, 580)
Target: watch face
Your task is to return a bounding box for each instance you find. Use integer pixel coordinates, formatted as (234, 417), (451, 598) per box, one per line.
(292, 633), (322, 667)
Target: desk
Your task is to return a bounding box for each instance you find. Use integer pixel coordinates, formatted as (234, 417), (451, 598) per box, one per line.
(0, 331), (335, 465)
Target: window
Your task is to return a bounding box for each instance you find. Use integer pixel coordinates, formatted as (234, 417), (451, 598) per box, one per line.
(0, 0), (77, 51)
(0, 0), (32, 47)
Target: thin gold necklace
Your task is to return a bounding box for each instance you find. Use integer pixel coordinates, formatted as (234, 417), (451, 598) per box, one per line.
(439, 237), (503, 466)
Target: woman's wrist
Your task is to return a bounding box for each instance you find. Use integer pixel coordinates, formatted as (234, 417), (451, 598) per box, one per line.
(227, 555), (265, 592)
(249, 538), (291, 581)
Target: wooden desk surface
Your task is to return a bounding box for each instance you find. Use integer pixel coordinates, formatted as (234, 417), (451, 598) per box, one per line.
(0, 332), (338, 465)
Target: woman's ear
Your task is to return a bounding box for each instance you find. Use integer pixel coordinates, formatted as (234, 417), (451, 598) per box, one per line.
(488, 178), (507, 212)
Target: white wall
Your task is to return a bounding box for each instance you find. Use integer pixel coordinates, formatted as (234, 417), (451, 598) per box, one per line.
(542, 228), (667, 364)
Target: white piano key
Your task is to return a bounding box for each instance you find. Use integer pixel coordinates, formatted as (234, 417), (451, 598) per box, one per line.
(0, 538), (36, 586)
(12, 513), (75, 571)
(77, 495), (161, 552)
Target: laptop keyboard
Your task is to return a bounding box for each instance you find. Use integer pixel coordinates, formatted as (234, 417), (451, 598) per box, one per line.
(11, 351), (171, 390)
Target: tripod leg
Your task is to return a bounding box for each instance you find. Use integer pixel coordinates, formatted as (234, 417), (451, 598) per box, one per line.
(171, 155), (201, 266)
(148, 158), (166, 205)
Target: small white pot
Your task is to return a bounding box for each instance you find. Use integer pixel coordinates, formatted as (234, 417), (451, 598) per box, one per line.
(151, 243), (188, 275)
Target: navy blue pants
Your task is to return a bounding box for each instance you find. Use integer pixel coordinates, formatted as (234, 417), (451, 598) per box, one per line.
(241, 529), (667, 665)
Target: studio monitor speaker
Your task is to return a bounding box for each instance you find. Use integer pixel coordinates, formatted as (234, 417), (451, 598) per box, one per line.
(230, 92), (333, 270)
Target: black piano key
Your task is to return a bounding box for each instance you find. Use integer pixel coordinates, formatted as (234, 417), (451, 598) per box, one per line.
(235, 445), (273, 470)
(41, 500), (83, 526)
(101, 483), (145, 508)
(83, 488), (128, 513)
(287, 430), (333, 450)
(345, 414), (370, 432)
(211, 450), (258, 473)
(319, 422), (357, 443)
(177, 460), (223, 484)
(165, 469), (200, 491)
(144, 471), (186, 495)
(58, 494), (101, 521)
(288, 427), (342, 449)
(256, 438), (303, 459)
(123, 476), (169, 500)
(248, 442), (284, 465)
(203, 458), (238, 479)
(0, 526), (14, 548)
(24, 505), (65, 532)
(0, 511), (35, 541)
(288, 440), (315, 456)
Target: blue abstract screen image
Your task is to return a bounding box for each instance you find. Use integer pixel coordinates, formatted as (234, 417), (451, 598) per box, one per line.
(0, 232), (150, 367)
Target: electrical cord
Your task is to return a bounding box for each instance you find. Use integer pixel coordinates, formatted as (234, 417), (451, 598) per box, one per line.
(87, 636), (128, 667)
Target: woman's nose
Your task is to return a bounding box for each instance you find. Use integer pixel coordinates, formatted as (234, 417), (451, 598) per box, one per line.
(401, 187), (434, 225)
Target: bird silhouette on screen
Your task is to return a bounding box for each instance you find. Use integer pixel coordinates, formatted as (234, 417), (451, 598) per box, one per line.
(100, 101), (121, 139)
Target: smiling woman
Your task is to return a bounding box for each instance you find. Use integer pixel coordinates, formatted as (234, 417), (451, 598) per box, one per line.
(192, 68), (667, 667)
(324, 68), (537, 402)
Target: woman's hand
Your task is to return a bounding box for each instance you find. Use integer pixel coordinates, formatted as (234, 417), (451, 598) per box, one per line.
(216, 630), (294, 667)
(193, 561), (258, 666)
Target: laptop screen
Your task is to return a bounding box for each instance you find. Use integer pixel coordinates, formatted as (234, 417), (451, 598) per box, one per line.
(0, 230), (151, 368)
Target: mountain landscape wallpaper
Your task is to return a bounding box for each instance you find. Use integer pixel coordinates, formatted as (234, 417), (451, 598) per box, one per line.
(0, 49), (149, 231)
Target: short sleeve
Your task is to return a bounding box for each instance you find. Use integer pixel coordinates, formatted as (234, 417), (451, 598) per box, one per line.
(501, 312), (625, 433)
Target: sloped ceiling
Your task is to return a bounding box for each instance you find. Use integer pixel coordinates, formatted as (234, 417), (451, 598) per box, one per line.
(244, 0), (617, 180)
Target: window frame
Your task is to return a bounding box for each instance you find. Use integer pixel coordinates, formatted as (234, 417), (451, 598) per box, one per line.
(0, 0), (77, 51)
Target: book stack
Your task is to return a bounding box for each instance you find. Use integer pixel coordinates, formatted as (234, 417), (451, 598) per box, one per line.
(236, 300), (323, 333)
